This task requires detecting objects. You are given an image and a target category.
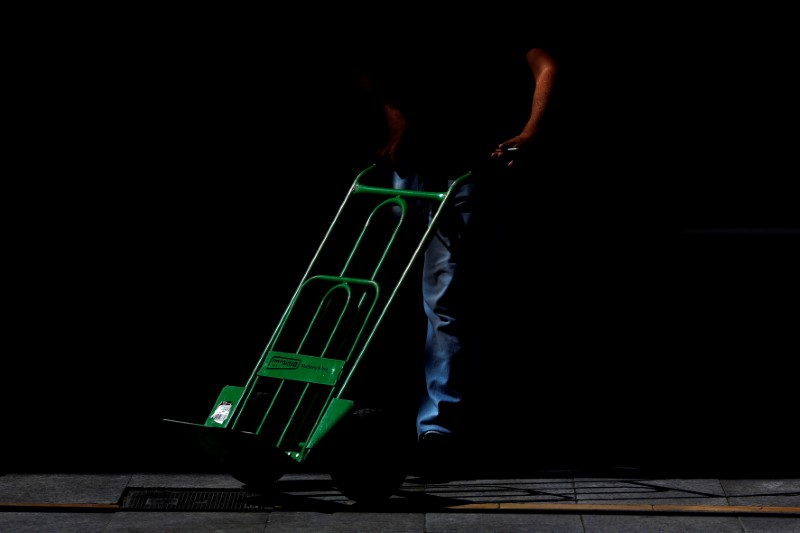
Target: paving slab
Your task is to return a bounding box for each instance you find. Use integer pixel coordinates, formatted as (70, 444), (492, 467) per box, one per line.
(0, 473), (131, 505)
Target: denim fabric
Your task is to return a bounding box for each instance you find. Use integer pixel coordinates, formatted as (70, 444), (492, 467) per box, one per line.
(392, 170), (482, 439)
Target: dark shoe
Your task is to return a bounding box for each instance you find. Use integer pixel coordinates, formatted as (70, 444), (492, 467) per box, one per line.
(416, 431), (461, 482)
(420, 430), (449, 446)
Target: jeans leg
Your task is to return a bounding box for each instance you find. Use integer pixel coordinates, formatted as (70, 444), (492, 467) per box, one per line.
(415, 179), (479, 439)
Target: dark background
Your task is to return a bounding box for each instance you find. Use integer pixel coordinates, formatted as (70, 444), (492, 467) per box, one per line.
(5, 7), (797, 476)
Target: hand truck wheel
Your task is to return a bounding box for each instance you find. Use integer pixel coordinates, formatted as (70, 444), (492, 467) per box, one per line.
(328, 407), (416, 505)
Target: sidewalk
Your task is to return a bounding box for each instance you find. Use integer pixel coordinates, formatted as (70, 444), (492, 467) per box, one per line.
(2, 467), (799, 532)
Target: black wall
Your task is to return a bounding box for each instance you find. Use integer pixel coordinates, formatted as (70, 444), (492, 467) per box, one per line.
(5, 7), (798, 476)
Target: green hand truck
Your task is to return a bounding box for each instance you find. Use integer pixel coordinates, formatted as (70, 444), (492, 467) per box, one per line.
(163, 163), (473, 504)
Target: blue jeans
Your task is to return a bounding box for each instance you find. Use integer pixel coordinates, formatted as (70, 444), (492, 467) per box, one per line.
(392, 169), (482, 440)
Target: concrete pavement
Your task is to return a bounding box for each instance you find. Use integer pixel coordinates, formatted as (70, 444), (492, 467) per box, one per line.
(2, 467), (800, 532)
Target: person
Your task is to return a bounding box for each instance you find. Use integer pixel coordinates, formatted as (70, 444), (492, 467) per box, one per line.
(348, 14), (568, 477)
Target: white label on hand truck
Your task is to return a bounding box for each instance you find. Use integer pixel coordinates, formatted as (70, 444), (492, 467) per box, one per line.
(210, 401), (232, 424)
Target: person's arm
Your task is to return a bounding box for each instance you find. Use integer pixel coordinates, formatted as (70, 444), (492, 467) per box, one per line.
(492, 46), (559, 167)
(379, 102), (408, 164)
(356, 68), (410, 165)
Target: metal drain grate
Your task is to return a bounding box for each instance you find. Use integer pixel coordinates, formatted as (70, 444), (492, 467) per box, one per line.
(121, 488), (274, 512)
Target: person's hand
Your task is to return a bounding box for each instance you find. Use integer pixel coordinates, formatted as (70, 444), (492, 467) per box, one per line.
(491, 132), (535, 168)
(375, 143), (394, 164)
